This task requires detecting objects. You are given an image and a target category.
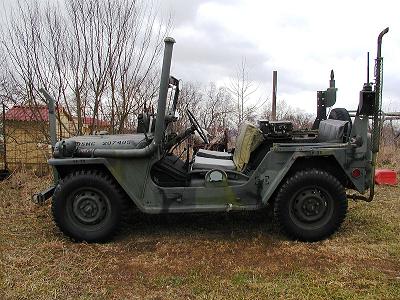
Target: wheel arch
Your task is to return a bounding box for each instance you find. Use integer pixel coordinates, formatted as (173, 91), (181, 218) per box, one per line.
(55, 163), (109, 179)
(267, 155), (352, 205)
(286, 156), (350, 188)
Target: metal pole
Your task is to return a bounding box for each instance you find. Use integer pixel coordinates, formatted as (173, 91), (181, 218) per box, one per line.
(272, 70), (277, 121)
(2, 102), (7, 170)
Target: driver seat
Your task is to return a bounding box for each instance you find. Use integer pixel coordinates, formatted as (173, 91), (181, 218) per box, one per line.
(192, 123), (263, 171)
(196, 149), (232, 160)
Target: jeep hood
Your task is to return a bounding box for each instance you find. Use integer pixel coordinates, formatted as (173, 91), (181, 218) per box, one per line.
(53, 133), (150, 158)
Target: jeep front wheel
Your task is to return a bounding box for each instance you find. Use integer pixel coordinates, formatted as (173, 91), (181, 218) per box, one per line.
(52, 170), (127, 242)
(274, 169), (348, 242)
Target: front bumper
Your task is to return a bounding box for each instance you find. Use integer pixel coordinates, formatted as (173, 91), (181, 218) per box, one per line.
(32, 186), (56, 205)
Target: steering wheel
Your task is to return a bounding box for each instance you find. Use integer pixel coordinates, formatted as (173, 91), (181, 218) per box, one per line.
(186, 109), (209, 144)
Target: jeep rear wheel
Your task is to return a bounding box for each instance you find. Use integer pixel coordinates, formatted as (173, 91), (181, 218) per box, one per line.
(274, 169), (347, 242)
(52, 170), (127, 242)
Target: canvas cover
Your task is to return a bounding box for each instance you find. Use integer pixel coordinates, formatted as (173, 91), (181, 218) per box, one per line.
(318, 119), (349, 143)
(233, 122), (264, 171)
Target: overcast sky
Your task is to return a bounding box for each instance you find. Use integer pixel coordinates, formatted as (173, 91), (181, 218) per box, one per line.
(1, 0), (398, 114)
(160, 0), (399, 114)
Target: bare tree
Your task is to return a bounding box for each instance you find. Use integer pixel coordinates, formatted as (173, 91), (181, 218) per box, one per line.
(1, 0), (169, 139)
(0, 48), (17, 107)
(227, 59), (258, 128)
(199, 83), (233, 134)
(65, 0), (170, 133)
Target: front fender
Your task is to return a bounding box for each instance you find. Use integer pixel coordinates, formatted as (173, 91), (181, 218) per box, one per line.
(49, 157), (154, 212)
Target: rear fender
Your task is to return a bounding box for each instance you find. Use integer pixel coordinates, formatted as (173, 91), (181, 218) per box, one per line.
(255, 146), (366, 205)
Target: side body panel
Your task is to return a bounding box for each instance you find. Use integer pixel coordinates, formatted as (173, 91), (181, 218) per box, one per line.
(50, 136), (369, 214)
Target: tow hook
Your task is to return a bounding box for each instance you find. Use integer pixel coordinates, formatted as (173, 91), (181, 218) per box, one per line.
(32, 186), (56, 205)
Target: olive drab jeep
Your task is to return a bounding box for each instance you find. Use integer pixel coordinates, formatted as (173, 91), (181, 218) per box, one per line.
(34, 28), (389, 242)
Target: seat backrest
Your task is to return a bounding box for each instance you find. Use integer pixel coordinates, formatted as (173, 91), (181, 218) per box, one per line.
(318, 119), (350, 142)
(233, 122), (264, 171)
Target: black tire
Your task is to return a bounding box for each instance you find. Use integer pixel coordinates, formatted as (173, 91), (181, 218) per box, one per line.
(328, 107), (351, 122)
(52, 170), (128, 242)
(274, 169), (347, 242)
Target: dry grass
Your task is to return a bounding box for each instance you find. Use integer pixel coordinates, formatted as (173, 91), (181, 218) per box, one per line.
(1, 170), (399, 300)
(377, 144), (400, 173)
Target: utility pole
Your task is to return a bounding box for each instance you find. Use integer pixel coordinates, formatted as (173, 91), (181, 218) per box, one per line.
(272, 70), (277, 121)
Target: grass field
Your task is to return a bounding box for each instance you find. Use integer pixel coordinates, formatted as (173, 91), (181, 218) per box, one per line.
(1, 170), (399, 299)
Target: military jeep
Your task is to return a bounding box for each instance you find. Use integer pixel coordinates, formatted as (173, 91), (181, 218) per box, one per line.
(35, 28), (389, 242)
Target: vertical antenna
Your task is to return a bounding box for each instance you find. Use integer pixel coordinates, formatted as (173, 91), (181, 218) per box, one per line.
(367, 52), (370, 84)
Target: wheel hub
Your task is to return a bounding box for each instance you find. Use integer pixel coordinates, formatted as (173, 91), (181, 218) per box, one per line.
(293, 188), (327, 222)
(72, 190), (107, 225)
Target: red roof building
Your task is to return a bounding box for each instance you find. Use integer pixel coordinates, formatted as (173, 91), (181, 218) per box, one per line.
(5, 105), (56, 122)
(3, 105), (111, 172)
(5, 105), (110, 127)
